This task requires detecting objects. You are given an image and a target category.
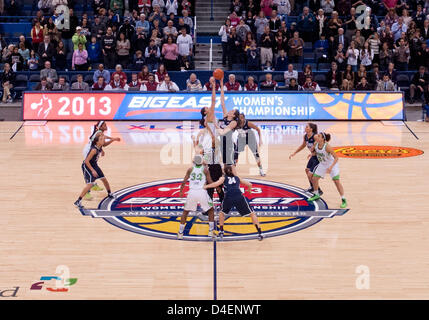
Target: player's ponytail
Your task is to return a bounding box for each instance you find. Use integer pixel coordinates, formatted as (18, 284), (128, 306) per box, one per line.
(200, 108), (206, 127)
(224, 165), (234, 177)
(308, 123), (318, 134)
(233, 109), (240, 127)
(321, 132), (331, 142)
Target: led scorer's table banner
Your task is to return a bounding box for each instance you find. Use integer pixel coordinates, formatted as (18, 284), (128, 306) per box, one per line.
(23, 91), (404, 121)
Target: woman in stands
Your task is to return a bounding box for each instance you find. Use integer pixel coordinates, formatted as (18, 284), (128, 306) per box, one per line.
(155, 63), (168, 83)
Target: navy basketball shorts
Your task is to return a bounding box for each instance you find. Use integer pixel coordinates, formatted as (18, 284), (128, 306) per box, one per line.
(221, 193), (253, 216)
(82, 163), (105, 184)
(306, 155), (319, 173)
(220, 135), (236, 165)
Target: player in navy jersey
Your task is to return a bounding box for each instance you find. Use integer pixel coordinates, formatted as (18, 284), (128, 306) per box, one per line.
(234, 113), (265, 176)
(74, 133), (116, 209)
(289, 123), (323, 195)
(204, 165), (263, 241)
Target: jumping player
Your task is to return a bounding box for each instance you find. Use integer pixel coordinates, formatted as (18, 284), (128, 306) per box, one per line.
(178, 155), (216, 239)
(308, 132), (347, 208)
(74, 134), (116, 209)
(199, 76), (220, 137)
(204, 165), (263, 241)
(289, 123), (323, 194)
(235, 113), (265, 176)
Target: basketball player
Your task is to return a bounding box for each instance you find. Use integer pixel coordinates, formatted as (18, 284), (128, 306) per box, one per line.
(308, 132), (347, 209)
(192, 119), (225, 205)
(289, 123), (323, 194)
(178, 155), (216, 239)
(235, 113), (265, 176)
(199, 76), (221, 137)
(204, 165), (263, 241)
(74, 134), (116, 209)
(82, 121), (120, 199)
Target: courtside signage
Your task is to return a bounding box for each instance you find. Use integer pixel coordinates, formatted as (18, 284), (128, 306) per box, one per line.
(23, 92), (404, 121)
(79, 179), (349, 241)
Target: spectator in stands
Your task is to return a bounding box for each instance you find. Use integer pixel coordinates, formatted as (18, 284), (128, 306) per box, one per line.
(157, 74), (180, 91)
(377, 73), (396, 91)
(315, 34), (329, 62)
(261, 0), (274, 17)
(413, 5), (425, 30)
(92, 75), (108, 91)
(155, 63), (168, 82)
(341, 63), (355, 85)
(409, 66), (429, 103)
(182, 9), (194, 30)
(244, 76), (258, 91)
(71, 74), (90, 90)
(112, 64), (127, 83)
(255, 10), (269, 42)
(116, 32), (131, 69)
(276, 0), (291, 20)
(344, 7), (357, 41)
(369, 63), (382, 88)
(422, 19), (429, 39)
(105, 73), (129, 90)
(298, 63), (313, 85)
(52, 76), (70, 91)
(284, 64), (298, 85)
(224, 74), (242, 91)
(246, 40), (261, 71)
(138, 65), (150, 84)
(2, 44), (13, 64)
(219, 19), (232, 67)
(165, 0), (178, 15)
(259, 26), (274, 68)
(321, 0), (334, 15)
(339, 78), (353, 90)
(6, 46), (23, 72)
(131, 50), (145, 70)
(186, 73), (202, 91)
(368, 32), (381, 65)
(177, 27), (193, 70)
(87, 37), (101, 65)
(287, 77), (300, 90)
(35, 76), (53, 91)
(54, 41), (66, 71)
(162, 35), (179, 71)
(415, 42), (429, 69)
(93, 63), (111, 84)
(392, 17), (408, 42)
(237, 19), (251, 43)
(326, 11), (342, 39)
(260, 73), (278, 90)
(110, 0), (124, 16)
(326, 61), (341, 89)
(346, 41), (359, 71)
(152, 0), (165, 10)
(44, 17), (59, 47)
(334, 42), (346, 70)
(72, 27), (87, 51)
(5, 0), (19, 16)
(315, 9), (327, 39)
(38, 0), (53, 15)
(360, 41), (374, 70)
(269, 10), (281, 34)
(227, 27), (243, 69)
(334, 28), (348, 51)
(181, 0), (191, 14)
(163, 20), (178, 40)
(297, 6), (315, 42)
(0, 63), (15, 103)
(149, 5), (166, 24)
(37, 35), (55, 67)
(119, 17), (136, 40)
(230, 0), (243, 14)
(385, 62), (398, 84)
(275, 49), (288, 71)
(18, 43), (30, 68)
(72, 43), (89, 71)
(393, 38), (410, 70)
(356, 76), (371, 91)
(288, 31), (304, 63)
(91, 18), (106, 44)
(302, 75), (321, 91)
(145, 39), (161, 72)
(379, 41), (393, 70)
(0, 35), (7, 54)
(352, 29), (365, 50)
(384, 8), (399, 28)
(102, 27), (116, 69)
(136, 14), (151, 36)
(28, 50), (39, 71)
(40, 61), (58, 85)
(61, 8), (79, 54)
(128, 73), (147, 90)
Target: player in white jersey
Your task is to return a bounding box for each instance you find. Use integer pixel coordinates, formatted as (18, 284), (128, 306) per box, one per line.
(82, 121), (120, 200)
(178, 155), (215, 239)
(308, 132), (347, 209)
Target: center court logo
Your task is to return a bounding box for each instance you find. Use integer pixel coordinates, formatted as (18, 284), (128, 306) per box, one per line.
(80, 179), (348, 241)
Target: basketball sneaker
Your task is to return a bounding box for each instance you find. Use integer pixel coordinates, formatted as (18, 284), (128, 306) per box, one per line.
(218, 231), (224, 240)
(340, 199), (347, 209)
(108, 193), (116, 200)
(208, 230), (215, 239)
(259, 168), (266, 177)
(91, 184), (104, 191)
(84, 192), (93, 200)
(74, 200), (83, 209)
(177, 232), (184, 240)
(319, 189), (324, 196)
(258, 233), (264, 241)
(306, 187), (314, 193)
(308, 194), (321, 202)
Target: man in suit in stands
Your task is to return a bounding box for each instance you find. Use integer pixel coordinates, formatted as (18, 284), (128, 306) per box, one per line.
(40, 60), (58, 85)
(71, 74), (90, 90)
(52, 76), (70, 91)
(376, 74), (396, 91)
(34, 76), (53, 91)
(334, 28), (349, 50)
(37, 35), (56, 67)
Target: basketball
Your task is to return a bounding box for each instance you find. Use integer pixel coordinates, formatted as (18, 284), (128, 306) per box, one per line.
(213, 68), (224, 80)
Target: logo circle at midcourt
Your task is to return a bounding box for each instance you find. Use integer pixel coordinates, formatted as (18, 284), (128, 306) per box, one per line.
(92, 179), (347, 241)
(334, 146), (424, 159)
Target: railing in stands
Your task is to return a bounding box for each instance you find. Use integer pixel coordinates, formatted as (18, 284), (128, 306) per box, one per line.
(210, 0), (214, 21)
(209, 38), (213, 70)
(193, 16), (197, 45)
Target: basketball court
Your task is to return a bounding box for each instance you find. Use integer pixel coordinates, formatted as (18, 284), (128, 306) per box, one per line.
(1, 119), (428, 299)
